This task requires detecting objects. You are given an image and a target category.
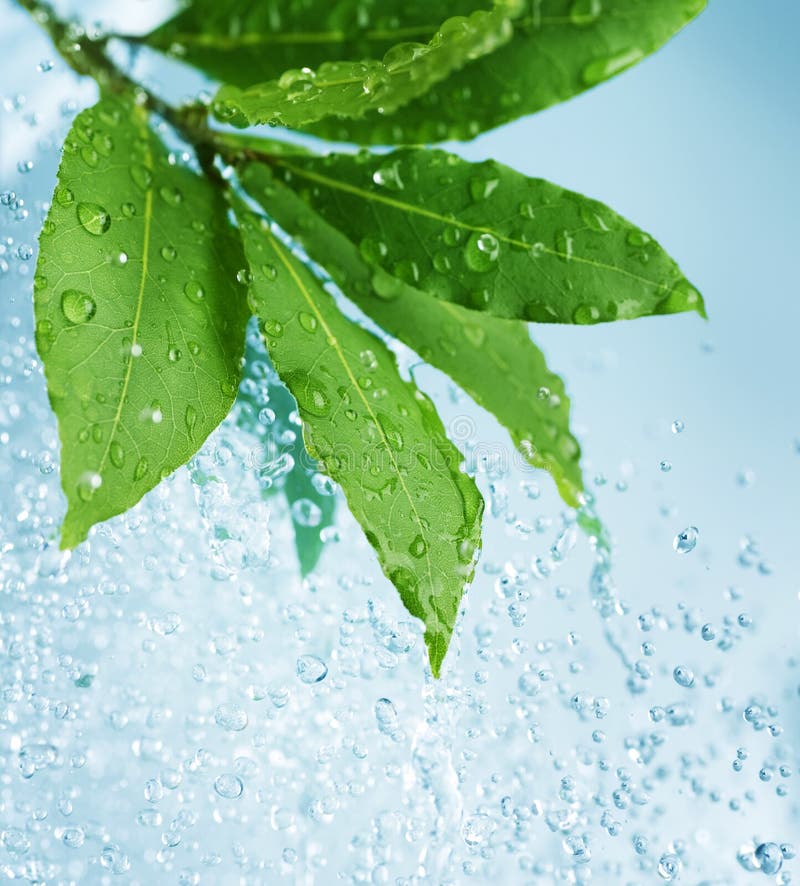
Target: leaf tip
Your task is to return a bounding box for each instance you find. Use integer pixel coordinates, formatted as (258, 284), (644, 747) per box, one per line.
(424, 627), (451, 680)
(58, 517), (85, 552)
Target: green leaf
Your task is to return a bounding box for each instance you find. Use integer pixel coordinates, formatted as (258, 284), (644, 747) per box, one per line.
(237, 342), (336, 576)
(264, 148), (706, 324)
(307, 0), (707, 143)
(143, 0), (486, 88)
(211, 4), (516, 129)
(240, 162), (586, 508)
(236, 209), (483, 676)
(284, 456), (336, 577)
(34, 94), (249, 549)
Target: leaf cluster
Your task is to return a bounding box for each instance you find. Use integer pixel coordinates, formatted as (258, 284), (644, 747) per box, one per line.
(29, 0), (706, 675)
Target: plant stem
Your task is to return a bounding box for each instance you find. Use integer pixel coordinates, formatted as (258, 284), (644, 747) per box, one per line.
(16, 0), (215, 149)
(16, 0), (288, 193)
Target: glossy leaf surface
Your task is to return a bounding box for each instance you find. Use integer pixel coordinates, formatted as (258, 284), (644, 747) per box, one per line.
(237, 209), (483, 676)
(35, 95), (249, 548)
(267, 149), (705, 323)
(241, 163), (586, 507)
(308, 0), (707, 143)
(212, 4), (516, 129)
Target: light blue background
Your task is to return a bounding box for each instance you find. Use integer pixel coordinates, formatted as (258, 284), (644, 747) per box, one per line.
(1, 1), (798, 882)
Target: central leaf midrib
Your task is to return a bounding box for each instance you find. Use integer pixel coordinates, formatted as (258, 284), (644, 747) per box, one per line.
(95, 111), (153, 480)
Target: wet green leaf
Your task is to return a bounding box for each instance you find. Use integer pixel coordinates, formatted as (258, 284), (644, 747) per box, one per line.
(236, 209), (483, 676)
(34, 94), (249, 549)
(143, 0), (484, 88)
(211, 4), (516, 128)
(236, 343), (336, 576)
(241, 163), (586, 508)
(284, 452), (337, 577)
(265, 148), (705, 323)
(308, 0), (707, 143)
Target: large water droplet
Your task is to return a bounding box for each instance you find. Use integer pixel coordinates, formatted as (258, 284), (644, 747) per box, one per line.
(76, 202), (110, 236)
(60, 289), (97, 324)
(298, 312), (318, 333)
(465, 232), (500, 272)
(372, 162), (403, 190)
(76, 471), (102, 502)
(656, 280), (703, 315)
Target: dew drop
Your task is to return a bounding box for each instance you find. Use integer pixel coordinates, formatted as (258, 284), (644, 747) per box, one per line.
(130, 164), (152, 191)
(185, 405), (197, 439)
(109, 441), (125, 469)
(77, 472), (102, 502)
(60, 289), (96, 324)
(371, 162), (403, 190)
(409, 535), (428, 559)
(657, 280), (703, 315)
(159, 185), (183, 206)
(570, 0), (602, 26)
(184, 280), (204, 303)
(572, 304), (601, 325)
(627, 229), (651, 247)
(298, 311), (318, 333)
(359, 237), (388, 263)
(55, 186), (74, 206)
(469, 176), (499, 201)
(465, 232), (500, 272)
(76, 202), (110, 236)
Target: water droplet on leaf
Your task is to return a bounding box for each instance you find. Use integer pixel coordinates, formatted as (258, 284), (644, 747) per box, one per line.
(60, 289), (96, 324)
(76, 202), (110, 235)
